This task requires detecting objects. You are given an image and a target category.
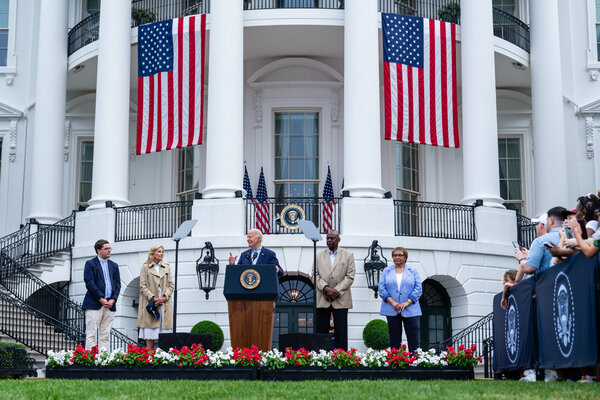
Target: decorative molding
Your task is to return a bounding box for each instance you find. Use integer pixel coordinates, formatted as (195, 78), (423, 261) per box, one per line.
(254, 90), (263, 128)
(8, 119), (17, 162)
(330, 91), (339, 127)
(586, 117), (595, 159)
(64, 120), (71, 161)
(4, 73), (14, 85)
(589, 69), (599, 81)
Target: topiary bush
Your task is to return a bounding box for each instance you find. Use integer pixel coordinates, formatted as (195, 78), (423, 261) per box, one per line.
(362, 319), (390, 350)
(190, 321), (224, 352)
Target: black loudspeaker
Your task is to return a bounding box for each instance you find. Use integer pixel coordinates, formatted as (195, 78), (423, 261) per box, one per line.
(384, 191), (392, 199)
(105, 200), (114, 208)
(158, 333), (212, 352)
(235, 190), (243, 198)
(474, 199), (484, 207)
(341, 190), (350, 198)
(194, 192), (203, 199)
(278, 333), (333, 351)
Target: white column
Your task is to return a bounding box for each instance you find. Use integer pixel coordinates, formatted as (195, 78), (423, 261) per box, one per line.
(87, 0), (131, 209)
(529, 0), (569, 215)
(202, 0), (244, 199)
(343, 0), (384, 198)
(28, 0), (68, 223)
(461, 0), (503, 207)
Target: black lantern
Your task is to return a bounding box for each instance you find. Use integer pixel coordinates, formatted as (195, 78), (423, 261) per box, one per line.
(195, 241), (219, 300)
(363, 240), (387, 298)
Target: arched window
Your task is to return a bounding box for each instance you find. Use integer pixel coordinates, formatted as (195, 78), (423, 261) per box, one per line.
(273, 273), (314, 349)
(419, 279), (452, 349)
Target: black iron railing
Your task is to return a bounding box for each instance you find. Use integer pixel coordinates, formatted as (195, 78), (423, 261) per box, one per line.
(0, 224), (30, 255)
(245, 197), (340, 234)
(394, 200), (476, 240)
(434, 312), (493, 378)
(115, 201), (193, 242)
(379, 0), (454, 21)
(0, 290), (82, 356)
(68, 12), (100, 56)
(492, 7), (530, 52)
(245, 0), (342, 10)
(517, 212), (536, 249)
(0, 212), (75, 267)
(0, 344), (37, 377)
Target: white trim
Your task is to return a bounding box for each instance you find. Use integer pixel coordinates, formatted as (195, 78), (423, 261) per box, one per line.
(247, 57), (343, 87)
(0, 0), (17, 77)
(586, 0), (600, 74)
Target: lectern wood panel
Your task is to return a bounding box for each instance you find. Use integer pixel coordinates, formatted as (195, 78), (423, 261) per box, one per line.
(228, 300), (275, 351)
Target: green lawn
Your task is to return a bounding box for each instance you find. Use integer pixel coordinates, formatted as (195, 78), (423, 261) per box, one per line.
(0, 380), (598, 400)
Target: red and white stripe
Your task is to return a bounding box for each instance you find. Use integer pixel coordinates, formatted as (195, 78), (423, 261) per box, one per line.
(322, 201), (334, 233)
(255, 203), (270, 234)
(136, 14), (206, 155)
(384, 19), (459, 148)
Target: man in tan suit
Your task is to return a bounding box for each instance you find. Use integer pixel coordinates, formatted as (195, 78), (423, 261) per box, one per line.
(315, 230), (355, 350)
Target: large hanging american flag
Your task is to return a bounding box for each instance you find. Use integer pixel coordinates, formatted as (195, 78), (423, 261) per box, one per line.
(136, 14), (206, 155)
(322, 166), (334, 233)
(243, 166), (253, 199)
(255, 167), (270, 234)
(382, 13), (459, 148)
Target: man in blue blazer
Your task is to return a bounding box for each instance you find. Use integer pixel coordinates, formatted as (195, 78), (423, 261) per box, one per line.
(228, 229), (284, 276)
(82, 239), (121, 350)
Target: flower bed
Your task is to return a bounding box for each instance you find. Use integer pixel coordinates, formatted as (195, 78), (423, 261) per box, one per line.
(46, 344), (481, 380)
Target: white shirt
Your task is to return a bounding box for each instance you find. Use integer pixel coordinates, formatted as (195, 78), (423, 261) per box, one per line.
(396, 272), (404, 291)
(586, 220), (598, 233)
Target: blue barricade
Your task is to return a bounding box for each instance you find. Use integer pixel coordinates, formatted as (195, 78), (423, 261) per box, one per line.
(493, 252), (599, 372)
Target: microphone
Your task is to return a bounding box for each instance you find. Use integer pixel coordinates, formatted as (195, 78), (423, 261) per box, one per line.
(246, 253), (252, 262)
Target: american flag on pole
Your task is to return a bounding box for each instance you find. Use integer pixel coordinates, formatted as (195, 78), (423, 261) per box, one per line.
(136, 14), (206, 155)
(243, 166), (253, 199)
(255, 167), (270, 234)
(382, 13), (459, 148)
(322, 166), (334, 233)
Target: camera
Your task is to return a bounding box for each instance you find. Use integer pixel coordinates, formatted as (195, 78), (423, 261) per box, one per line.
(564, 227), (574, 239)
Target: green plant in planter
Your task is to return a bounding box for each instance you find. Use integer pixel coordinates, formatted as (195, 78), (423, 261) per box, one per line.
(132, 7), (157, 26)
(190, 320), (224, 352)
(362, 319), (390, 350)
(438, 1), (460, 24)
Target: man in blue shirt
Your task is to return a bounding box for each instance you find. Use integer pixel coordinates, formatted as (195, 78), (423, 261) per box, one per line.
(82, 239), (121, 350)
(515, 206), (566, 282)
(228, 229), (284, 276)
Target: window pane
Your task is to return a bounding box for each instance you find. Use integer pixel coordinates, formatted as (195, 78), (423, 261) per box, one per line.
(597, 0), (600, 22)
(508, 180), (521, 200)
(275, 134), (289, 157)
(304, 135), (318, 157)
(79, 141), (94, 203)
(305, 113), (318, 134)
(289, 135), (304, 157)
(289, 159), (304, 179)
(0, 31), (6, 47)
(0, 13), (7, 29)
(507, 159), (520, 179)
(506, 139), (519, 157)
(290, 114), (303, 133)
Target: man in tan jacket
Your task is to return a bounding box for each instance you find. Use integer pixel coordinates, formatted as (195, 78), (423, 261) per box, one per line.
(314, 230), (355, 350)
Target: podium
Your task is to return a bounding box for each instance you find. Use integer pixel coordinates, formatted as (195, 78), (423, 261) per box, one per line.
(223, 264), (278, 351)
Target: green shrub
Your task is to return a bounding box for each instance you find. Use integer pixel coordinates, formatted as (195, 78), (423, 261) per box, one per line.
(362, 319), (390, 350)
(438, 1), (460, 24)
(190, 321), (224, 352)
(0, 343), (26, 350)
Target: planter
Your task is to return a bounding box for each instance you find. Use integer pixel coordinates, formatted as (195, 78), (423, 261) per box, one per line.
(259, 366), (474, 381)
(46, 365), (258, 380)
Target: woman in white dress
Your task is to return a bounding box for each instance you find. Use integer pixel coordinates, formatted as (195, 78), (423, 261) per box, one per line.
(136, 245), (174, 348)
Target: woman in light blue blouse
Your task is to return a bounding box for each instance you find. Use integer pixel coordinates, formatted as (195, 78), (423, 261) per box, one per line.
(378, 246), (422, 352)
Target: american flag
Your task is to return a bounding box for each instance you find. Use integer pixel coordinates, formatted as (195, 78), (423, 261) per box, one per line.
(322, 166), (334, 233)
(136, 14), (206, 155)
(255, 167), (270, 234)
(243, 166), (253, 199)
(382, 13), (459, 148)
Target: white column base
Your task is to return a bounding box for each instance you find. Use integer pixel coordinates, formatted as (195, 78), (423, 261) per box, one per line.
(340, 197), (395, 236)
(191, 198), (246, 237)
(201, 187), (240, 199)
(74, 208), (116, 248)
(474, 206), (517, 244)
(461, 195), (505, 209)
(87, 197), (131, 210)
(345, 185), (386, 199)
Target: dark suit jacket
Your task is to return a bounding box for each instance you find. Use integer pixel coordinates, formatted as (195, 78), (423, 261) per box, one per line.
(82, 256), (121, 311)
(238, 247), (284, 277)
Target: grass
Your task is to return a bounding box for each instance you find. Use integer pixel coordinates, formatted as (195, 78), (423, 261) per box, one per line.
(0, 380), (598, 400)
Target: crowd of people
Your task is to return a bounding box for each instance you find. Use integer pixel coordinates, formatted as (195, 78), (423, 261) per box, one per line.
(504, 192), (600, 383)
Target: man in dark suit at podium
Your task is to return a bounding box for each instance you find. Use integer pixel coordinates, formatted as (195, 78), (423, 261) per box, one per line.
(229, 229), (284, 276)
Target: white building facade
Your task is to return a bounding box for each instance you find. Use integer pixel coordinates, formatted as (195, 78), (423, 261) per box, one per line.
(1, 0), (599, 351)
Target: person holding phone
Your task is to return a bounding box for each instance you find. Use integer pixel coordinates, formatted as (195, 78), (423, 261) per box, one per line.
(515, 206), (566, 283)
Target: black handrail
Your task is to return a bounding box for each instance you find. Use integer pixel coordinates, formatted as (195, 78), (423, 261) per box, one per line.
(434, 312), (493, 377)
(492, 7), (530, 52)
(115, 200), (193, 242)
(394, 200), (476, 240)
(0, 224), (30, 256)
(516, 212), (536, 249)
(0, 290), (82, 356)
(244, 0), (342, 10)
(245, 197), (341, 235)
(379, 0), (453, 21)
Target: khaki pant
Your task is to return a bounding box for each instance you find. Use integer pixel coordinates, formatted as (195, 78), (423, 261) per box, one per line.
(85, 307), (115, 351)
